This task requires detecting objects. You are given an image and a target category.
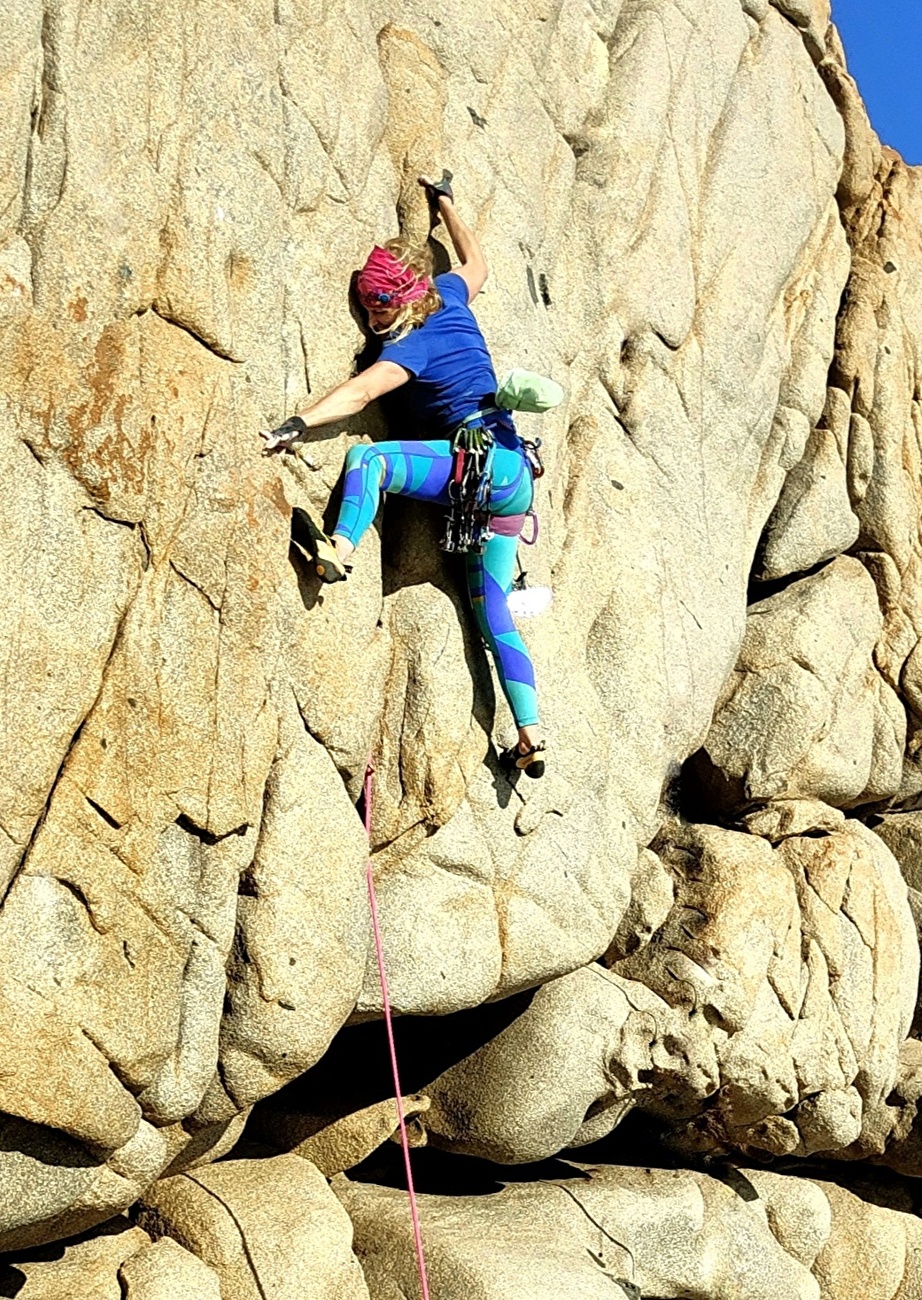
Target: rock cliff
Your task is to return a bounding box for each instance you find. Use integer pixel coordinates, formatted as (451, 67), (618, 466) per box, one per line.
(2, 0), (922, 1293)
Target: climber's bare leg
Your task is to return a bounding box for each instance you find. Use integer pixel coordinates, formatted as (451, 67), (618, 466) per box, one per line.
(517, 725), (542, 753)
(332, 534), (355, 565)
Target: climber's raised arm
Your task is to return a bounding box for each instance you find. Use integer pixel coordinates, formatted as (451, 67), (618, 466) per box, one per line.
(260, 360), (409, 453)
(419, 174), (488, 303)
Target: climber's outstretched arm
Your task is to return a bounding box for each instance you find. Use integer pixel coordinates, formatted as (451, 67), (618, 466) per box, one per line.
(261, 360), (409, 453)
(424, 182), (488, 303)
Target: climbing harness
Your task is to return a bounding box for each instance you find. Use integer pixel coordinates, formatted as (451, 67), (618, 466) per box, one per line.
(491, 510), (539, 545)
(363, 763), (431, 1300)
(431, 360), (560, 555)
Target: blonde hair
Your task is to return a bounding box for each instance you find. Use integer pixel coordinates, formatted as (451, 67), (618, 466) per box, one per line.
(377, 237), (442, 341)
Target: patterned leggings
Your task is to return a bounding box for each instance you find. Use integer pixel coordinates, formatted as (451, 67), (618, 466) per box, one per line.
(333, 438), (539, 728)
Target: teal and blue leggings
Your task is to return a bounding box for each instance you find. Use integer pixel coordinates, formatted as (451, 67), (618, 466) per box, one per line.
(334, 438), (539, 728)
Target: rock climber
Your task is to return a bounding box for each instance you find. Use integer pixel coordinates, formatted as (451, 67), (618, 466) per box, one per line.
(261, 174), (545, 778)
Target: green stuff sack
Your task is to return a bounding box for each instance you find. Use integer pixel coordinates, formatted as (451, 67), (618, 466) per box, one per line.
(495, 368), (564, 414)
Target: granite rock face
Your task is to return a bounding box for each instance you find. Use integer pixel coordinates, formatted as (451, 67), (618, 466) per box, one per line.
(422, 818), (918, 1164)
(695, 557), (902, 811)
(341, 1165), (820, 1300)
(3, 0), (922, 1291)
(339, 1164), (922, 1300)
(118, 1237), (223, 1300)
(0, 1211), (278, 1300)
(135, 1155), (370, 1300)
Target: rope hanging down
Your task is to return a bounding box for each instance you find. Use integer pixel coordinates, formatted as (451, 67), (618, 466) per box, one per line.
(363, 763), (432, 1300)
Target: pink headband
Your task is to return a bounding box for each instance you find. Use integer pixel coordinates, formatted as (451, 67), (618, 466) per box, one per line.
(357, 246), (431, 309)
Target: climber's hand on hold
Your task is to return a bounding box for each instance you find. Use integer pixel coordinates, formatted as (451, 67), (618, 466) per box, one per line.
(260, 415), (309, 455)
(418, 170), (454, 224)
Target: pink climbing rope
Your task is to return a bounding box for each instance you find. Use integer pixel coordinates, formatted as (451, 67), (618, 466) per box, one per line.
(363, 763), (432, 1300)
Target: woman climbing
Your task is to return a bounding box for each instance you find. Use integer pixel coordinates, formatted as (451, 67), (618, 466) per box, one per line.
(261, 175), (546, 778)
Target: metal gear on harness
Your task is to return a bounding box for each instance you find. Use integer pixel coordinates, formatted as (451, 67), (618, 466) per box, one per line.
(440, 412), (497, 555)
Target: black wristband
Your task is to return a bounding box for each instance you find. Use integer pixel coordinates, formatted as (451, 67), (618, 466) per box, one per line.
(426, 169), (454, 204)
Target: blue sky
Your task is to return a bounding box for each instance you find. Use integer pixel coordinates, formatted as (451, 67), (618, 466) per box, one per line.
(831, 1), (922, 165)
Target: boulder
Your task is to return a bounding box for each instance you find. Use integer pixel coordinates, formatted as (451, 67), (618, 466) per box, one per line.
(341, 1163), (922, 1300)
(422, 820), (918, 1165)
(119, 1236), (221, 1299)
(755, 427), (859, 581)
(872, 812), (922, 892)
(252, 1093), (431, 1176)
(338, 1164), (820, 1299)
(136, 1154), (369, 1299)
(0, 1218), (150, 1300)
(696, 558), (895, 811)
(0, 1116), (169, 1254)
(423, 963), (718, 1163)
(741, 798), (846, 841)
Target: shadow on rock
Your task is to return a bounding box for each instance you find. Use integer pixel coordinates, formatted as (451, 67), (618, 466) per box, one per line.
(348, 1140), (591, 1198)
(244, 989), (538, 1156)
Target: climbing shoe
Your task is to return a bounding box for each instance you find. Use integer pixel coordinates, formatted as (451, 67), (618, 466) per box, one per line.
(291, 507), (349, 584)
(499, 741), (546, 779)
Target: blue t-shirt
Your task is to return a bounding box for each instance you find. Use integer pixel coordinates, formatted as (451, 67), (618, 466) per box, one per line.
(379, 273), (500, 435)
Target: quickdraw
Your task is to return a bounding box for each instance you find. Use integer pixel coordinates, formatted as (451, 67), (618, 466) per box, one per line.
(441, 410), (545, 555)
(440, 410), (497, 554)
(521, 436), (545, 479)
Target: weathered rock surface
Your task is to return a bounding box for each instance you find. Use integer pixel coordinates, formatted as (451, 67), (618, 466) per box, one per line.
(2, 0), (922, 1285)
(874, 812), (922, 891)
(0, 1218), (151, 1300)
(422, 818), (919, 1164)
(253, 1092), (431, 1175)
(832, 155), (922, 810)
(0, 1217), (222, 1299)
(0, 0), (849, 1112)
(339, 1163), (922, 1300)
(135, 1154), (370, 1299)
(118, 1236), (222, 1300)
(0, 1115), (169, 1254)
(695, 557), (902, 812)
(756, 425), (859, 581)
